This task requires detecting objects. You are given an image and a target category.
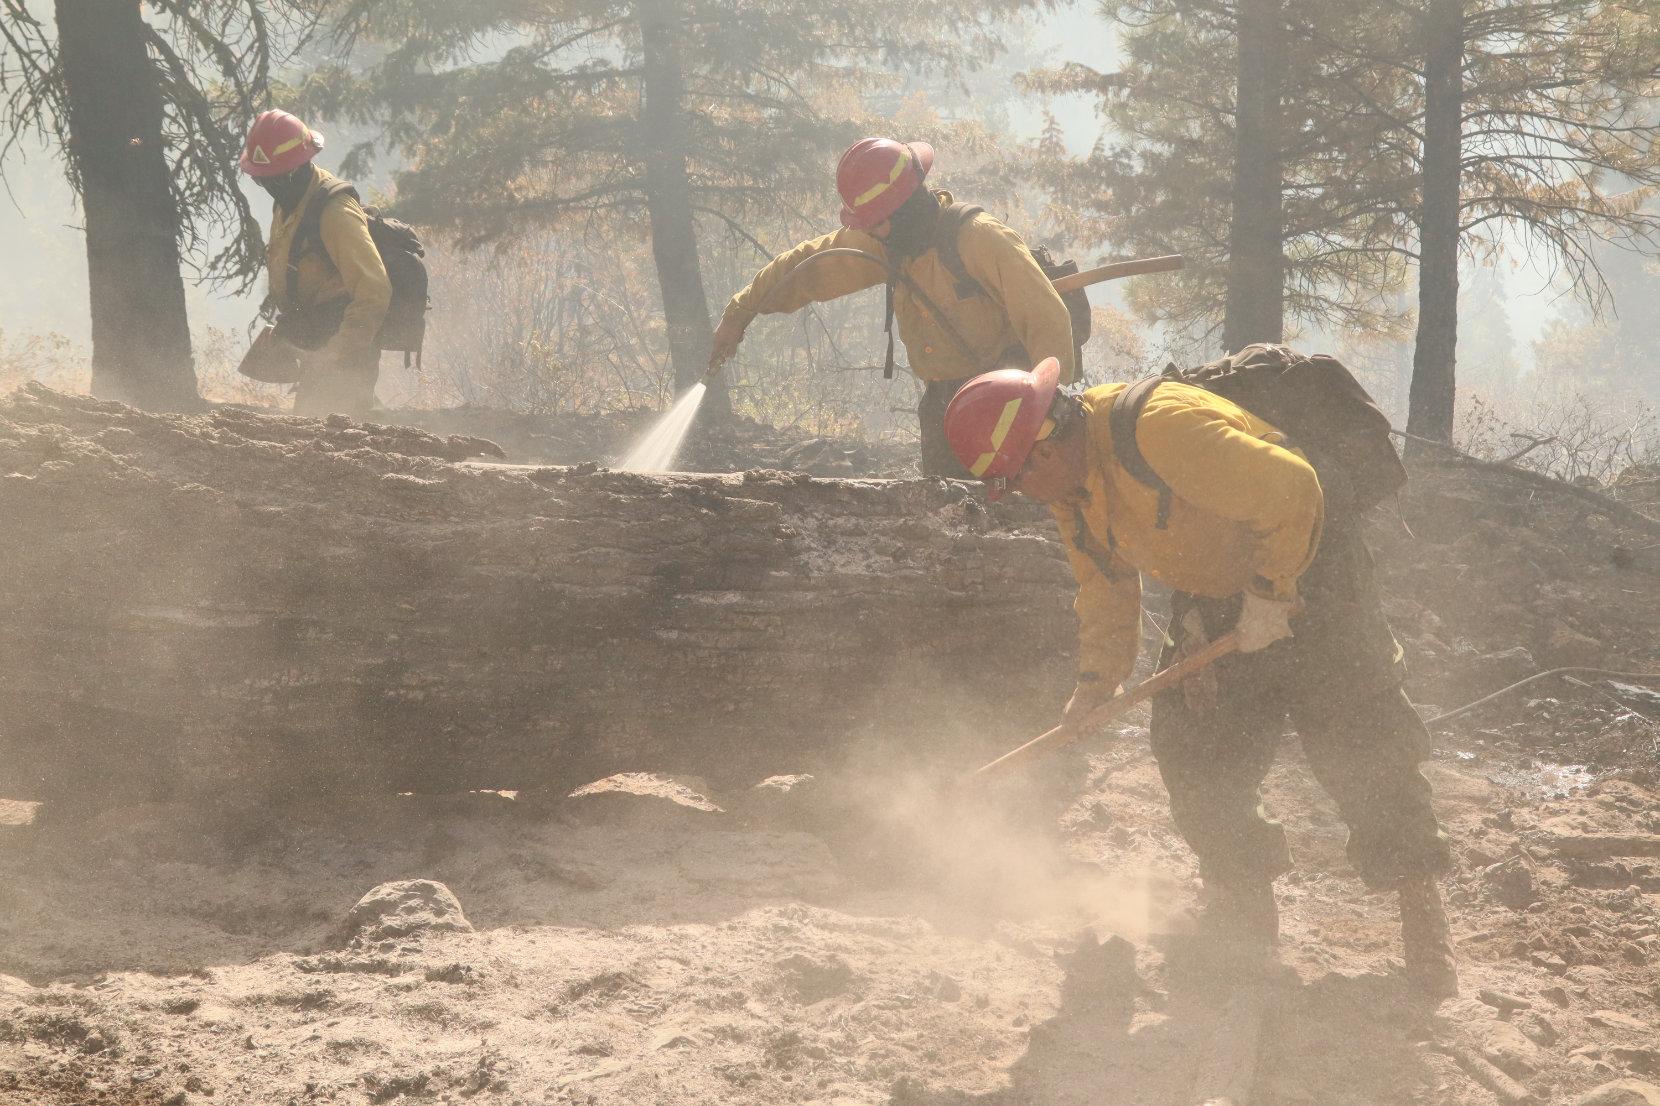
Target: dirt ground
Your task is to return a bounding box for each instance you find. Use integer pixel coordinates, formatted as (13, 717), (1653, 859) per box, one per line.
(2, 397), (1658, 1105)
(2, 701), (1657, 1105)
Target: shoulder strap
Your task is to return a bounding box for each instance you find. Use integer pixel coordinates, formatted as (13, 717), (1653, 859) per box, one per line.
(286, 180), (360, 307)
(932, 202), (987, 298)
(1109, 376), (1175, 530)
(1069, 505), (1124, 581)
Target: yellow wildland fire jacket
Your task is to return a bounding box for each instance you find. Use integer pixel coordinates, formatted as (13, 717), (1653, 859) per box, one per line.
(1054, 381), (1325, 687)
(722, 191), (1076, 384)
(264, 167), (391, 359)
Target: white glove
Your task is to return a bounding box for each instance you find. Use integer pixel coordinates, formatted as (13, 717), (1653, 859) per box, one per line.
(1235, 591), (1296, 653)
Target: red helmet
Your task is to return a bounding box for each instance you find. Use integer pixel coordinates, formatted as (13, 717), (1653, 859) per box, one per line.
(240, 110), (324, 178)
(836, 137), (934, 230)
(944, 357), (1062, 499)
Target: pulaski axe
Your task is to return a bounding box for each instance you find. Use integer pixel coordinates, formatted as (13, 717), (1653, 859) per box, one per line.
(971, 631), (1239, 779)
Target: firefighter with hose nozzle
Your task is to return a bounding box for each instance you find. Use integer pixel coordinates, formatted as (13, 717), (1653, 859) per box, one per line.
(708, 138), (1081, 478)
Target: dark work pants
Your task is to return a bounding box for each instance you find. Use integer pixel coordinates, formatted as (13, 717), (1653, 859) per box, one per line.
(918, 376), (975, 479)
(1148, 521), (1453, 889)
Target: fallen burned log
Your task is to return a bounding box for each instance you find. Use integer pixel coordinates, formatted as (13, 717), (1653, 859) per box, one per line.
(0, 385), (1077, 810)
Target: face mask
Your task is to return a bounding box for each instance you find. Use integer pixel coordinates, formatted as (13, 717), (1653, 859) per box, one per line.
(884, 185), (940, 259)
(258, 164), (314, 212)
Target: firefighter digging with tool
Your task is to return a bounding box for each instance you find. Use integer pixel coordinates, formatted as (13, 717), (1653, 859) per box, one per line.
(947, 349), (1460, 999)
(707, 137), (1083, 478)
(236, 110), (392, 419)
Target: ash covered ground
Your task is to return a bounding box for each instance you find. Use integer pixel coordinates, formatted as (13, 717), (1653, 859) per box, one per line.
(1, 388), (1658, 1106)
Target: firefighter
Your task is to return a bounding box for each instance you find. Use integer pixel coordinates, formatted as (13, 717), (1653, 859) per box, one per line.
(238, 110), (390, 419)
(708, 138), (1076, 478)
(943, 357), (1458, 998)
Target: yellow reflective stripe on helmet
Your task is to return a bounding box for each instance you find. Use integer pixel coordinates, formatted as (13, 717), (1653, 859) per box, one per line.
(270, 132), (310, 158)
(967, 397), (1025, 478)
(986, 397), (1023, 451)
(851, 146), (913, 208)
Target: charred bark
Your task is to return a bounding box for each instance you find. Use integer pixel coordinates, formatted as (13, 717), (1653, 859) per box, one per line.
(637, 0), (727, 416)
(0, 388), (1076, 811)
(54, 1), (200, 411)
(1222, 0), (1286, 353)
(1407, 0), (1464, 445)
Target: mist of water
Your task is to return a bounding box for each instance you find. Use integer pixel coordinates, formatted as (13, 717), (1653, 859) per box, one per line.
(618, 383), (706, 473)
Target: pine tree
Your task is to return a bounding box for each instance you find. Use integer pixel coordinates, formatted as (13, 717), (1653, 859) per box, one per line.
(305, 0), (1042, 399)
(1401, 0), (1660, 442)
(1026, 0), (1416, 354)
(0, 1), (303, 409)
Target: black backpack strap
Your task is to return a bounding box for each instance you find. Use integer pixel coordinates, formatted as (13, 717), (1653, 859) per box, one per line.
(932, 202), (987, 299)
(1110, 376), (1175, 530)
(285, 180), (360, 308)
(882, 267), (897, 379)
(1069, 505), (1124, 581)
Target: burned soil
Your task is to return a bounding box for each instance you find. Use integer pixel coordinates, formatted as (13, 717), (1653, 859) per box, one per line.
(2, 387), (1658, 1106)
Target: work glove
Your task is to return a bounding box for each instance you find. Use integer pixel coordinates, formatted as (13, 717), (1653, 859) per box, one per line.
(1235, 590), (1296, 654)
(709, 311), (749, 370)
(1060, 677), (1116, 732)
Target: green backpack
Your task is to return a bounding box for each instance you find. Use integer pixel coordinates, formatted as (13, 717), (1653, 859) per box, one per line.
(1109, 343), (1407, 527)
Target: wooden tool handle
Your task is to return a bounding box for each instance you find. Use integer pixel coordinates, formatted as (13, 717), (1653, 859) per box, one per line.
(1051, 254), (1185, 293)
(971, 632), (1239, 778)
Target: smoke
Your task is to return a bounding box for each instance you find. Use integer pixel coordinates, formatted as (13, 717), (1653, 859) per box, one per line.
(819, 751), (1175, 943)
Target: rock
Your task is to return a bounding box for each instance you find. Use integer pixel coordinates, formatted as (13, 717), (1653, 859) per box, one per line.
(345, 880), (472, 940)
(1611, 1050), (1660, 1078)
(1544, 986), (1572, 1007)
(1530, 952), (1569, 974)
(1570, 1079), (1660, 1106)
(776, 953), (855, 1004)
(1588, 1010), (1651, 1033)
(1545, 622), (1606, 667)
(1475, 1020), (1541, 1077)
(1482, 857), (1536, 909)
(1478, 989), (1532, 1013)
(565, 773), (724, 828)
(1054, 932), (1139, 1008)
(738, 774), (821, 827)
(1516, 1012), (1559, 1047)
(927, 971), (962, 1003)
(650, 1029), (698, 1051)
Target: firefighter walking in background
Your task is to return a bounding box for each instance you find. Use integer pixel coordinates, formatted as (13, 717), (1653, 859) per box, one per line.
(708, 138), (1081, 478)
(237, 110), (390, 419)
(943, 349), (1459, 998)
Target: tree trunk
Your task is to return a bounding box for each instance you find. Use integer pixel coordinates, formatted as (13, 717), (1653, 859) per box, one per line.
(54, 0), (200, 411)
(636, 1), (727, 416)
(1222, 0), (1286, 353)
(0, 387), (1075, 811)
(1407, 0), (1464, 444)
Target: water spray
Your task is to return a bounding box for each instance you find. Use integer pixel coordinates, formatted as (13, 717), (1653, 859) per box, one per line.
(615, 251), (1186, 474)
(616, 381), (708, 473)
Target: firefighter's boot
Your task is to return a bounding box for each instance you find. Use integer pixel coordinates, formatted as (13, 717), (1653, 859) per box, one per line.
(1399, 877), (1458, 999)
(1196, 878), (1280, 953)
